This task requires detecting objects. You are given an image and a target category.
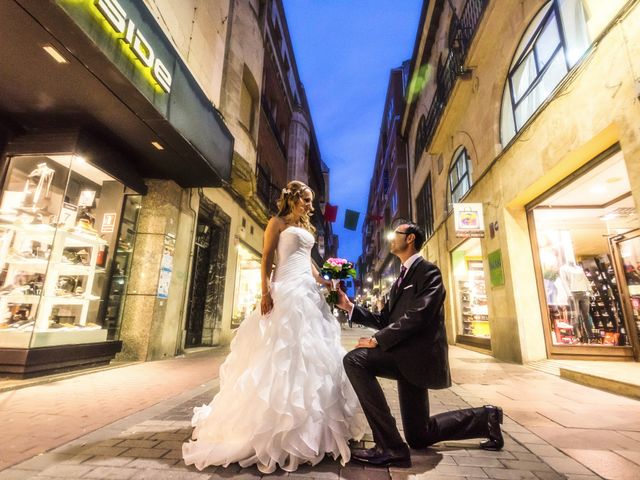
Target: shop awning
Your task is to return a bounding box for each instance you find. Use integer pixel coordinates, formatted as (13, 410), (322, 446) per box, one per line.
(0, 0), (233, 188)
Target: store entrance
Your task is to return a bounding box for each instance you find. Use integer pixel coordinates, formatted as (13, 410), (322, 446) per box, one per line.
(185, 215), (213, 348)
(611, 230), (640, 359)
(184, 199), (229, 348)
(451, 238), (491, 349)
(530, 148), (640, 357)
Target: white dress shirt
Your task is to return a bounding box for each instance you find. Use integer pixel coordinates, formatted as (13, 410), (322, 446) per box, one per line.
(348, 253), (423, 320)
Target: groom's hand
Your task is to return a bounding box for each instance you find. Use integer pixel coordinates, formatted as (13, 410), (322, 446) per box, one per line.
(356, 337), (378, 348)
(335, 288), (353, 314)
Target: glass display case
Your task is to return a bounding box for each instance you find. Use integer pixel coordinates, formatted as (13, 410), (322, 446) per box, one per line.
(0, 154), (127, 349)
(101, 195), (141, 340)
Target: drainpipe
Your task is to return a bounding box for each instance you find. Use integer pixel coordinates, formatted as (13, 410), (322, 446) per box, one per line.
(175, 188), (199, 355)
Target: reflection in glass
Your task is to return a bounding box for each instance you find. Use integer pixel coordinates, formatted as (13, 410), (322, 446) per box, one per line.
(232, 246), (261, 328)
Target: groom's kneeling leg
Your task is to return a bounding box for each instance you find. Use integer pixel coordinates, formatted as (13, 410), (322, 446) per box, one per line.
(398, 380), (430, 449)
(343, 349), (405, 449)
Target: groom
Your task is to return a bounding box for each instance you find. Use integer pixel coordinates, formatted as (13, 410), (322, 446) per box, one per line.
(336, 221), (503, 468)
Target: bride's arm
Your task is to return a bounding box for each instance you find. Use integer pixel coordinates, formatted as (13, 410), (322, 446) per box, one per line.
(311, 263), (331, 288)
(260, 218), (281, 314)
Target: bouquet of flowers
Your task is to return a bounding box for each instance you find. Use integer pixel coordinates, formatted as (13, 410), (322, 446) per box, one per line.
(321, 257), (357, 307)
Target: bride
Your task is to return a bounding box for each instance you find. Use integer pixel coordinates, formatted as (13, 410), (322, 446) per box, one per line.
(182, 180), (366, 474)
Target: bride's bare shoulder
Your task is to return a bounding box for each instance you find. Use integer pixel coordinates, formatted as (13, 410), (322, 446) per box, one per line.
(267, 216), (287, 232)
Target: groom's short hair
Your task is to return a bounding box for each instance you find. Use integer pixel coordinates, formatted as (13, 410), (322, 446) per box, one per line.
(402, 222), (426, 251)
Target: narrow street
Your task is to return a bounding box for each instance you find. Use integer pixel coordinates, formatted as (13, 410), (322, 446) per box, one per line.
(1, 328), (639, 479)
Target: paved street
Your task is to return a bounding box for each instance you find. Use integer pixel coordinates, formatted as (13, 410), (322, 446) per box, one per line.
(1, 328), (639, 479)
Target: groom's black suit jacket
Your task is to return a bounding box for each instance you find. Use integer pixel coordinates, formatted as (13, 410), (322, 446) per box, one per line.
(351, 257), (451, 389)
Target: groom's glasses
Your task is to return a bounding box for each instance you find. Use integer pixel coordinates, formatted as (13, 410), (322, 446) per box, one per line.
(394, 230), (410, 236)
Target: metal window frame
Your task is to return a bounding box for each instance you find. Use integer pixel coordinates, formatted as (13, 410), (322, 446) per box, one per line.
(417, 173), (435, 239)
(449, 148), (471, 204)
(507, 0), (573, 134)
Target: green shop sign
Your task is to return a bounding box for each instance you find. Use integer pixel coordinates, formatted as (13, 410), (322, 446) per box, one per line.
(488, 249), (505, 287)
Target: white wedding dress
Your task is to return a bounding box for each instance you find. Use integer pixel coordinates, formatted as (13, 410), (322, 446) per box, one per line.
(182, 226), (366, 474)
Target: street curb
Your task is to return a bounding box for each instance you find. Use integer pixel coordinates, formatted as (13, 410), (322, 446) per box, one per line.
(560, 367), (640, 401)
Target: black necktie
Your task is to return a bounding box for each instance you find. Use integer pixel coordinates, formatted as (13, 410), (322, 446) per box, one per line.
(392, 265), (407, 298)
(397, 265), (407, 288)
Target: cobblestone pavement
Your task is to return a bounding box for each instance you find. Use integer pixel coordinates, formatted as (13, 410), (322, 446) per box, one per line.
(1, 328), (639, 479)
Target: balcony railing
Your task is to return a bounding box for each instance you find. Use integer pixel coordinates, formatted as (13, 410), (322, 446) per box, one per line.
(414, 0), (488, 168)
(256, 164), (282, 215)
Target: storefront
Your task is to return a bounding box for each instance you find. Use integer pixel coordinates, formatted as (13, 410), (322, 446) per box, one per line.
(0, 0), (233, 375)
(529, 146), (640, 359)
(451, 238), (491, 349)
(0, 146), (142, 344)
(231, 243), (261, 328)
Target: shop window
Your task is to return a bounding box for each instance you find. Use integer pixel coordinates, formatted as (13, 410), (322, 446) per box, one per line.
(240, 66), (259, 137)
(451, 238), (490, 340)
(531, 150), (638, 348)
(102, 195), (141, 340)
(231, 244), (261, 328)
(416, 174), (434, 239)
(448, 147), (472, 206)
(0, 154), (130, 349)
(501, 0), (593, 145)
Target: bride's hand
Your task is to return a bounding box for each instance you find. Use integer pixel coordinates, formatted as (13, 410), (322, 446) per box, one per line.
(319, 278), (332, 289)
(261, 292), (274, 315)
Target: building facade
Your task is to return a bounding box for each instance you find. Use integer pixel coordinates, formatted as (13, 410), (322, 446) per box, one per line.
(256, 0), (335, 262)
(403, 0), (640, 363)
(0, 0), (332, 376)
(359, 62), (411, 310)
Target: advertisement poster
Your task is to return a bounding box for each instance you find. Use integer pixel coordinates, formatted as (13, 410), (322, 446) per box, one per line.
(101, 213), (117, 233)
(157, 234), (175, 299)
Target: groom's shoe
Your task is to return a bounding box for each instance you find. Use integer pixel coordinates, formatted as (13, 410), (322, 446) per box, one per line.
(350, 444), (411, 468)
(480, 405), (504, 451)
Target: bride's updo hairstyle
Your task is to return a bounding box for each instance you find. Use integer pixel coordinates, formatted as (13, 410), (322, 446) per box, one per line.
(276, 180), (316, 234)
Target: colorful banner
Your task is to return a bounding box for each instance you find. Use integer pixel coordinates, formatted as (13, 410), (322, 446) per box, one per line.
(344, 209), (360, 231)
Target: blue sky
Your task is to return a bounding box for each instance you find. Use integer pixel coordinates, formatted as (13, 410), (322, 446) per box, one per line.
(282, 0), (422, 265)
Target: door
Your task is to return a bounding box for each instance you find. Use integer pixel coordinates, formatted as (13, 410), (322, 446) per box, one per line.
(185, 221), (212, 348)
(611, 229), (640, 360)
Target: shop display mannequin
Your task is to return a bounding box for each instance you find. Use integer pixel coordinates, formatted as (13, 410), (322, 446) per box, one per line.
(559, 261), (592, 343)
(23, 163), (55, 208)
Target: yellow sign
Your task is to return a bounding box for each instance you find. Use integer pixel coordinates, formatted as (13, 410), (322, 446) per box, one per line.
(94, 0), (172, 93)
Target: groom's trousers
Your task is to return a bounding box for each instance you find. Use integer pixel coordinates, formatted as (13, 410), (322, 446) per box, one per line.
(343, 347), (430, 449)
(344, 347), (497, 450)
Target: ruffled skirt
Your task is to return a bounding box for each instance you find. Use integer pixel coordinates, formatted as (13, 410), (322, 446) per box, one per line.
(182, 274), (366, 474)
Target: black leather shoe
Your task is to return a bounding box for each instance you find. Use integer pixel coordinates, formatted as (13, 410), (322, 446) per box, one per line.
(480, 405), (504, 451)
(350, 445), (412, 468)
